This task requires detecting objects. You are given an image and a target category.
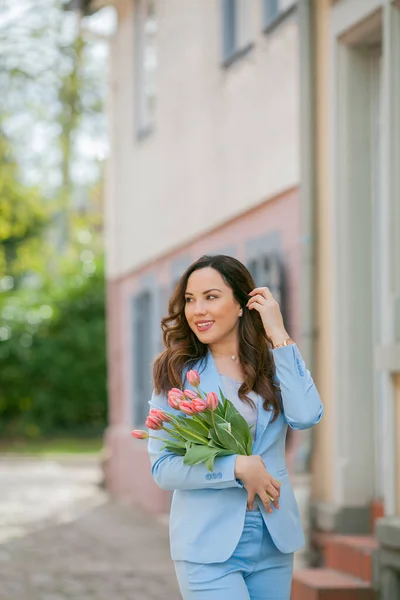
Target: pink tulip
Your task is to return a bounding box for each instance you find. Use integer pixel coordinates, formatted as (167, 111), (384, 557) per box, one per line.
(169, 387), (186, 400)
(131, 430), (149, 439)
(154, 410), (172, 423)
(149, 408), (167, 420)
(192, 398), (208, 413)
(168, 388), (185, 409)
(184, 389), (198, 400)
(161, 412), (172, 423)
(187, 370), (201, 387)
(168, 395), (181, 410)
(168, 388), (185, 400)
(179, 400), (195, 415)
(206, 392), (219, 411)
(149, 408), (162, 417)
(145, 415), (163, 430)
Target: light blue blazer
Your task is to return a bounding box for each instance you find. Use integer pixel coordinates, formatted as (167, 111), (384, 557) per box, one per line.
(148, 343), (324, 563)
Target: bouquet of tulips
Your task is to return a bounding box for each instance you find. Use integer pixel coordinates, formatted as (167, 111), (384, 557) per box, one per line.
(132, 369), (253, 471)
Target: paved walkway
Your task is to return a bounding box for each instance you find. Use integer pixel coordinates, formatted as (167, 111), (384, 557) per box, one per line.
(0, 456), (181, 600)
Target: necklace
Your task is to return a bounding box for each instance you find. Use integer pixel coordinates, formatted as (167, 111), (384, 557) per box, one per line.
(212, 350), (239, 362)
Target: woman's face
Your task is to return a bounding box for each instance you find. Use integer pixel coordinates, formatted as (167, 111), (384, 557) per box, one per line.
(184, 267), (242, 345)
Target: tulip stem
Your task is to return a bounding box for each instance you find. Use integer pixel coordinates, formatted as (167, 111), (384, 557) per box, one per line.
(172, 422), (208, 444)
(192, 415), (210, 434)
(211, 410), (216, 430)
(195, 385), (207, 402)
(147, 434), (169, 443)
(162, 426), (186, 442)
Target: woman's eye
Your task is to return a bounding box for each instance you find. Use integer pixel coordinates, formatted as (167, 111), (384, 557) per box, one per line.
(207, 295), (217, 300)
(185, 297), (192, 303)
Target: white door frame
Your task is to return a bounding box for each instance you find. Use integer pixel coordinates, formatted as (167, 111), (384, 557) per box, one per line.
(329, 0), (398, 516)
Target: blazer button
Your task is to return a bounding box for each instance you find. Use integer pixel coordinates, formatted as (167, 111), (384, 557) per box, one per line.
(206, 473), (212, 480)
(217, 472), (222, 479)
(211, 473), (217, 479)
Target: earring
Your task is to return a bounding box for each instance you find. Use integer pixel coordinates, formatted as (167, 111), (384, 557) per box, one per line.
(239, 309), (243, 317)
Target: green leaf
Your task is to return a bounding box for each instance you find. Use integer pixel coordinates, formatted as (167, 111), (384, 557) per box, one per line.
(183, 444), (220, 470)
(208, 428), (226, 449)
(205, 453), (216, 472)
(183, 417), (210, 437)
(213, 414), (246, 454)
(173, 423), (209, 445)
(223, 401), (253, 455)
(160, 438), (186, 450)
(162, 444), (186, 456)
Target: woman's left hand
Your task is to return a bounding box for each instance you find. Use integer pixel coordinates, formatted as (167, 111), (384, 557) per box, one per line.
(246, 287), (289, 345)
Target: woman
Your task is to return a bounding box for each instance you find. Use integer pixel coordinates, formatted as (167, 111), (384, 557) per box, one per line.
(148, 254), (323, 600)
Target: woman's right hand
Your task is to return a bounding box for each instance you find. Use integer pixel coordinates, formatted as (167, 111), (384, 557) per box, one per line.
(234, 455), (281, 513)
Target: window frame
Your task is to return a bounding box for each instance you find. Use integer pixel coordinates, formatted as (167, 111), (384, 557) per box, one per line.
(262, 0), (297, 34)
(221, 0), (254, 68)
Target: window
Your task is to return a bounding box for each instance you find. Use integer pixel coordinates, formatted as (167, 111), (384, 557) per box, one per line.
(134, 0), (157, 138)
(248, 253), (289, 331)
(132, 291), (153, 426)
(221, 0), (254, 66)
(263, 0), (296, 31)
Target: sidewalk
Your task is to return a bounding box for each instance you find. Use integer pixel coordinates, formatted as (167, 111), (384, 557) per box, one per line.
(0, 456), (181, 600)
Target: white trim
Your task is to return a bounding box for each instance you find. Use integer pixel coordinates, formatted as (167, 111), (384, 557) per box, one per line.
(370, 50), (384, 502)
(329, 2), (382, 508)
(329, 0), (400, 513)
(328, 23), (341, 508)
(331, 0), (383, 38)
(379, 0), (400, 514)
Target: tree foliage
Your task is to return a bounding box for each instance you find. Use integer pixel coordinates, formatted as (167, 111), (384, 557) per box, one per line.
(0, 0), (110, 439)
(0, 126), (49, 279)
(0, 261), (107, 438)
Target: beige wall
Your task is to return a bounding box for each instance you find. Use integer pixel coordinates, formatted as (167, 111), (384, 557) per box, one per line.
(105, 0), (300, 278)
(312, 0), (334, 504)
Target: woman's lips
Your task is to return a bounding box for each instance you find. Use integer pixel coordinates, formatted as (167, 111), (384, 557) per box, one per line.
(195, 321), (214, 332)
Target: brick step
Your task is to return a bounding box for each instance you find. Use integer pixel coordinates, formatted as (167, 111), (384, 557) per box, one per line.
(291, 568), (376, 600)
(324, 535), (379, 583)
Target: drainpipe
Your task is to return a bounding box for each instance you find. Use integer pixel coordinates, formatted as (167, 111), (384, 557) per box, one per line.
(297, 0), (317, 475)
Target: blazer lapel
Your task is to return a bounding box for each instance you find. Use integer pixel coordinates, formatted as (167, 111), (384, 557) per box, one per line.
(253, 397), (272, 453)
(201, 350), (227, 401)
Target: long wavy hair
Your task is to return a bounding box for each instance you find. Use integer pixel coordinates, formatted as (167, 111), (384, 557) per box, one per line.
(153, 255), (282, 422)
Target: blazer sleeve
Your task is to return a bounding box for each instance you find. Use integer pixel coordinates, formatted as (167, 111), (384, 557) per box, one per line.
(272, 343), (324, 430)
(147, 390), (244, 491)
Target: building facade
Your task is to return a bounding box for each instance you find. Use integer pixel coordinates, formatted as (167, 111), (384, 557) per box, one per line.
(75, 0), (400, 594)
(100, 0), (317, 517)
(310, 0), (400, 597)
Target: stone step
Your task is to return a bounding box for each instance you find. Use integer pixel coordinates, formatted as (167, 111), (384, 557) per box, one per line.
(324, 535), (379, 583)
(291, 568), (376, 600)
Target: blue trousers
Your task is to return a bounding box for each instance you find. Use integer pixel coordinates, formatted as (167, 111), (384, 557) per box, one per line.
(174, 510), (294, 600)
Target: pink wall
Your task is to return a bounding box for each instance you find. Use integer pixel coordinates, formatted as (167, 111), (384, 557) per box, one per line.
(104, 186), (300, 511)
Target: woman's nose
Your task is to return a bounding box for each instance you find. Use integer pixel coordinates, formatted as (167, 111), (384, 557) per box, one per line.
(193, 302), (207, 315)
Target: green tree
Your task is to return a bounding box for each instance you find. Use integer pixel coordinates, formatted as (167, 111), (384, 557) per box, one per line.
(0, 258), (107, 438)
(0, 125), (49, 281)
(0, 0), (109, 440)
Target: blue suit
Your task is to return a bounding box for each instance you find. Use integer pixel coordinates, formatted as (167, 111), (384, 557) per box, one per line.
(148, 343), (323, 560)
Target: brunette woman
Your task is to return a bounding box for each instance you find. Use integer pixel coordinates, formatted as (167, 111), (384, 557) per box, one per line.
(148, 254), (323, 600)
